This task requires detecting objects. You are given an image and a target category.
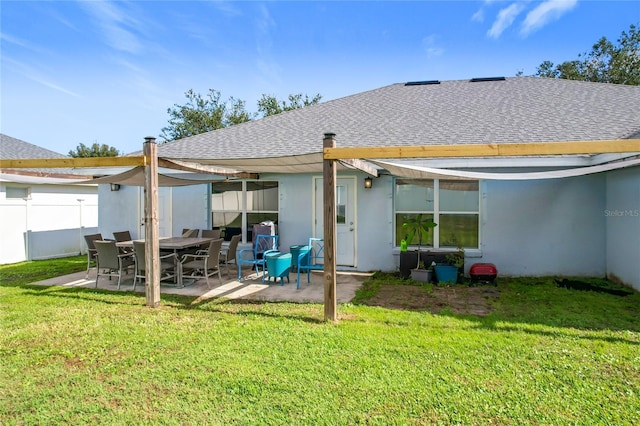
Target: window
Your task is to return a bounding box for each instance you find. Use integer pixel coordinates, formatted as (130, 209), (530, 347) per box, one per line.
(336, 185), (347, 224)
(6, 186), (30, 199)
(395, 179), (479, 248)
(211, 180), (279, 241)
(211, 181), (242, 234)
(246, 181), (279, 228)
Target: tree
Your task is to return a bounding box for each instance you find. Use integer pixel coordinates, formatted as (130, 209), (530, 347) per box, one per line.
(160, 89), (323, 141)
(160, 89), (253, 141)
(535, 22), (640, 85)
(69, 142), (120, 157)
(257, 93), (322, 117)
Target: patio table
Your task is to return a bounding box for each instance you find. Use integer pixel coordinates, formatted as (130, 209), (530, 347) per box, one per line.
(117, 237), (214, 254)
(117, 237), (215, 287)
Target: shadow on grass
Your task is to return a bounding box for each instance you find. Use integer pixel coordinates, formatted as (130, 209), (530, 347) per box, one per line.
(6, 269), (640, 337)
(352, 273), (640, 337)
(14, 283), (326, 324)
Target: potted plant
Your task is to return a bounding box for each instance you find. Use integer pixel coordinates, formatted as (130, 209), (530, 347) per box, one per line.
(401, 214), (437, 282)
(435, 247), (464, 285)
(410, 260), (436, 283)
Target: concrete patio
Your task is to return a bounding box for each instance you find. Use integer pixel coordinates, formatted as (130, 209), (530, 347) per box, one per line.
(31, 266), (369, 304)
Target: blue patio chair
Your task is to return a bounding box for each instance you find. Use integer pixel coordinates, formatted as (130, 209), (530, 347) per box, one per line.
(237, 234), (278, 281)
(296, 238), (324, 289)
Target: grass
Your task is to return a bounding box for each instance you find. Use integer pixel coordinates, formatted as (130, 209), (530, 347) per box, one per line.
(1, 258), (640, 424)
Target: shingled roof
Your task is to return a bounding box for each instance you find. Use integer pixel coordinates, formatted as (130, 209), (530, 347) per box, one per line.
(0, 134), (88, 178)
(156, 76), (640, 162)
(0, 134), (67, 160)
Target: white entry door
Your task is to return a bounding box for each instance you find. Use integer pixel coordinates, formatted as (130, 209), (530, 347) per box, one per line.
(138, 187), (172, 238)
(314, 177), (356, 266)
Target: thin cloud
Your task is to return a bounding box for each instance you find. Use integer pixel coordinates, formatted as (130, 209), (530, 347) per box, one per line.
(471, 9), (484, 23)
(254, 4), (281, 86)
(210, 0), (243, 17)
(488, 3), (525, 39)
(30, 76), (81, 98)
(4, 57), (80, 97)
(521, 0), (579, 36)
(79, 1), (143, 54)
(422, 35), (444, 59)
(0, 32), (49, 54)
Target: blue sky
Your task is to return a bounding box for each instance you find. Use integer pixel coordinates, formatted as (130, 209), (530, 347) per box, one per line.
(1, 1), (638, 155)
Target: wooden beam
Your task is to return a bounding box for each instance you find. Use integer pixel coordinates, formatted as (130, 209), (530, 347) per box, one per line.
(0, 169), (94, 179)
(0, 156), (146, 169)
(339, 158), (379, 177)
(323, 139), (640, 160)
(157, 158), (259, 179)
(143, 139), (161, 308)
(323, 133), (338, 322)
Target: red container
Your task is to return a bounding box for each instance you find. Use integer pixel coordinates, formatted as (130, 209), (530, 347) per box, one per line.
(470, 263), (497, 284)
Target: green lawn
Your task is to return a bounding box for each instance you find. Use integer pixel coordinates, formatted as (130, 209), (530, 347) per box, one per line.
(1, 258), (639, 424)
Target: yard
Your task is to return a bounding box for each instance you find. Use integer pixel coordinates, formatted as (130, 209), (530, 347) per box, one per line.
(1, 257), (639, 424)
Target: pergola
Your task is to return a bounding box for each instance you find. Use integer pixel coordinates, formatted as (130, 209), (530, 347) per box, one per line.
(2, 135), (639, 321)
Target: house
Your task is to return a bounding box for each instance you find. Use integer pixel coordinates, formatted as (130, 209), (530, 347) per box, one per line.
(0, 134), (98, 264)
(97, 77), (640, 290)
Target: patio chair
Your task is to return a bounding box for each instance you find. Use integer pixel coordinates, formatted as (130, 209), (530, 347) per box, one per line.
(297, 238), (324, 289)
(94, 240), (135, 290)
(220, 234), (241, 276)
(182, 228), (199, 237)
(199, 229), (221, 250)
(237, 234), (278, 281)
(113, 230), (132, 242)
(113, 230), (134, 254)
(83, 233), (103, 278)
(201, 229), (221, 239)
(180, 238), (224, 289)
(132, 241), (182, 291)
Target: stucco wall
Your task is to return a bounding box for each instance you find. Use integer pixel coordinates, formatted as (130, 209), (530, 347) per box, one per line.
(170, 184), (210, 236)
(270, 173), (316, 252)
(98, 184), (143, 240)
(272, 173), (396, 272)
(96, 171), (626, 282)
(354, 174), (396, 271)
(478, 174), (606, 277)
(605, 166), (640, 290)
(99, 184), (210, 240)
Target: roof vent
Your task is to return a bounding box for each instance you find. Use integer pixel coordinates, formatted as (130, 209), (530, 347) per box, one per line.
(405, 80), (440, 86)
(470, 77), (506, 82)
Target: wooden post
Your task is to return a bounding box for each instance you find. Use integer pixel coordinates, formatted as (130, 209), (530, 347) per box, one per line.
(143, 137), (161, 308)
(323, 133), (337, 321)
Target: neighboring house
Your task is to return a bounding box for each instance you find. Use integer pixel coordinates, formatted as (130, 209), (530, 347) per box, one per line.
(0, 134), (98, 264)
(97, 77), (640, 290)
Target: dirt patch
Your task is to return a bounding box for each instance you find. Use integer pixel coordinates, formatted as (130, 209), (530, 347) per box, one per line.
(364, 284), (500, 315)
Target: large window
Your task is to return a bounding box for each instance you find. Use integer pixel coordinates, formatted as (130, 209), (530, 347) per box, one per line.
(211, 181), (279, 241)
(395, 179), (479, 249)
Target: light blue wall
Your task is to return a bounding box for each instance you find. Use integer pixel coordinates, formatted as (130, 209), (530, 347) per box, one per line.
(355, 174), (396, 271)
(171, 184), (209, 236)
(264, 173), (396, 272)
(605, 166), (640, 290)
(478, 174), (606, 277)
(269, 173), (315, 251)
(98, 184), (142, 239)
(99, 169), (638, 285)
(99, 184), (210, 239)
